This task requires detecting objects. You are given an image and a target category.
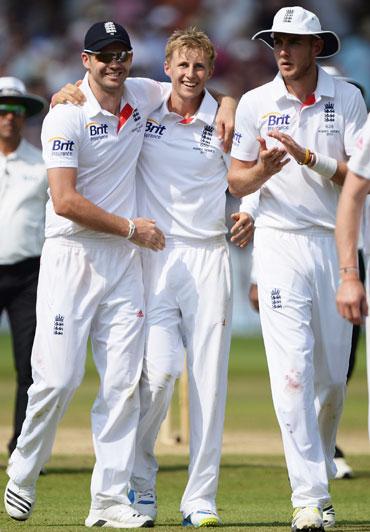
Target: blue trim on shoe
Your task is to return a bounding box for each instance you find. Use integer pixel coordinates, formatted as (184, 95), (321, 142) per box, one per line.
(182, 510), (221, 527)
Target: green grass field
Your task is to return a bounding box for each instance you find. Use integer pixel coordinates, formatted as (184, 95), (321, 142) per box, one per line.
(0, 333), (369, 531)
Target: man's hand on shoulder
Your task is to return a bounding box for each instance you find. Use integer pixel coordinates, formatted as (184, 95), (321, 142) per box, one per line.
(214, 95), (237, 153)
(51, 81), (85, 108)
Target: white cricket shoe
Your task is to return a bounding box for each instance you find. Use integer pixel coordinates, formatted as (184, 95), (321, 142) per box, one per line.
(322, 505), (336, 529)
(291, 507), (324, 532)
(182, 509), (221, 527)
(129, 489), (157, 521)
(85, 504), (154, 528)
(334, 457), (354, 479)
(4, 479), (36, 521)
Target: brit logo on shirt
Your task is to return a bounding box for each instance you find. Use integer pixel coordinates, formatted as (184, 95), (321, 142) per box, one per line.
(145, 118), (166, 138)
(233, 130), (242, 145)
(53, 314), (64, 335)
(49, 137), (75, 156)
(86, 121), (109, 141)
(271, 288), (282, 309)
(133, 109), (141, 122)
(324, 102), (335, 122)
(200, 125), (214, 147)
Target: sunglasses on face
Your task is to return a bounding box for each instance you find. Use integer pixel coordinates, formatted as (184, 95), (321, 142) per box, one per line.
(0, 104), (26, 117)
(85, 50), (133, 64)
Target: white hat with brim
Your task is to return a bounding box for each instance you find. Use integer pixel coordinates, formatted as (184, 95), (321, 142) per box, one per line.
(252, 6), (340, 59)
(0, 77), (46, 118)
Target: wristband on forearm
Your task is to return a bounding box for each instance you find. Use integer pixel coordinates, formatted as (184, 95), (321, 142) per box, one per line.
(309, 152), (337, 178)
(297, 148), (337, 179)
(338, 266), (360, 284)
(125, 218), (136, 239)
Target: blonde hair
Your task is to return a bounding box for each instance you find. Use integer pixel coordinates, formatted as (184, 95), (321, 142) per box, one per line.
(165, 27), (216, 69)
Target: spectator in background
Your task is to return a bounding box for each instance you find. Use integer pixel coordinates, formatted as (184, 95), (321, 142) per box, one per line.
(0, 76), (47, 456)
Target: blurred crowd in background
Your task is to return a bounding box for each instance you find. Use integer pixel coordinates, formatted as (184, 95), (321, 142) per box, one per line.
(2, 0), (370, 137)
(1, 0), (369, 333)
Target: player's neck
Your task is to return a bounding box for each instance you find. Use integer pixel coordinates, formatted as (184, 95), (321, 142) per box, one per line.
(0, 137), (21, 156)
(167, 91), (204, 119)
(284, 65), (318, 103)
(89, 78), (124, 116)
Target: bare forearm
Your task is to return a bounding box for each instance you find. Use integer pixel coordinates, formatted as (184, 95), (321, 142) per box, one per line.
(209, 89), (237, 108)
(335, 197), (361, 268)
(335, 173), (368, 268)
(228, 161), (269, 197)
(330, 161), (348, 186)
(53, 190), (130, 236)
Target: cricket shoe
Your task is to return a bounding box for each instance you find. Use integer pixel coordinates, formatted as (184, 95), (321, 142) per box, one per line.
(4, 479), (36, 521)
(291, 507), (324, 532)
(182, 510), (221, 527)
(322, 505), (336, 529)
(334, 457), (354, 479)
(85, 504), (154, 528)
(128, 489), (157, 521)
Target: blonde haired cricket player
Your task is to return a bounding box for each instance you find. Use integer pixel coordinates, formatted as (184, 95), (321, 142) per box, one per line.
(129, 28), (253, 527)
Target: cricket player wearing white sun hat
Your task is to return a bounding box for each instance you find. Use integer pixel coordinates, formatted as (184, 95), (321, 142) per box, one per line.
(228, 5), (367, 532)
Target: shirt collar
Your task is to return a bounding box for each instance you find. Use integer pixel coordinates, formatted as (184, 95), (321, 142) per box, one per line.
(0, 138), (27, 161)
(81, 73), (139, 119)
(272, 65), (335, 104)
(155, 88), (218, 126)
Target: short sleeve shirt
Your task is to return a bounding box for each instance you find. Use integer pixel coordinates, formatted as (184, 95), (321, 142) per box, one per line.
(231, 67), (368, 231)
(0, 139), (47, 264)
(348, 113), (370, 254)
(348, 112), (370, 180)
(41, 73), (168, 238)
(136, 90), (229, 239)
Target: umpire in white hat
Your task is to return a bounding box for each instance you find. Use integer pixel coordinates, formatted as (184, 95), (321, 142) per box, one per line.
(0, 77), (47, 456)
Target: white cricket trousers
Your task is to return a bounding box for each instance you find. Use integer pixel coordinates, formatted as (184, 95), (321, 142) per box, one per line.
(131, 236), (232, 517)
(254, 227), (352, 509)
(365, 253), (370, 439)
(7, 236), (146, 510)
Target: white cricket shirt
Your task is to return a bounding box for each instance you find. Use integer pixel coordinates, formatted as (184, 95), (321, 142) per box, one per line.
(348, 112), (370, 254)
(42, 73), (168, 238)
(231, 66), (367, 231)
(348, 112), (370, 180)
(136, 89), (229, 239)
(0, 139), (47, 264)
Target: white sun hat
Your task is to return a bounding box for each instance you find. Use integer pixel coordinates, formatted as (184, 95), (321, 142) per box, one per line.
(252, 6), (340, 59)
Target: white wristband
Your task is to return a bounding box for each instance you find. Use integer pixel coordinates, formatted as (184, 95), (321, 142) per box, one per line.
(125, 218), (136, 240)
(311, 152), (337, 179)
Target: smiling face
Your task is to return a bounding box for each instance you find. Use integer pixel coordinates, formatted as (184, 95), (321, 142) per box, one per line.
(273, 33), (323, 82)
(164, 46), (213, 106)
(81, 42), (133, 96)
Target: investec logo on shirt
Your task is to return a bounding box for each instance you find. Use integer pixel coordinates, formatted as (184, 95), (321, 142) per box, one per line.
(86, 121), (109, 141)
(49, 137), (75, 156)
(263, 112), (291, 131)
(145, 118), (166, 139)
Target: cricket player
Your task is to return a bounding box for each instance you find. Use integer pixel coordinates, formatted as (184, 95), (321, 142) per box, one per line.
(335, 113), (370, 438)
(227, 6), (367, 532)
(4, 21), (168, 529)
(129, 28), (253, 527)
(50, 28), (253, 527)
